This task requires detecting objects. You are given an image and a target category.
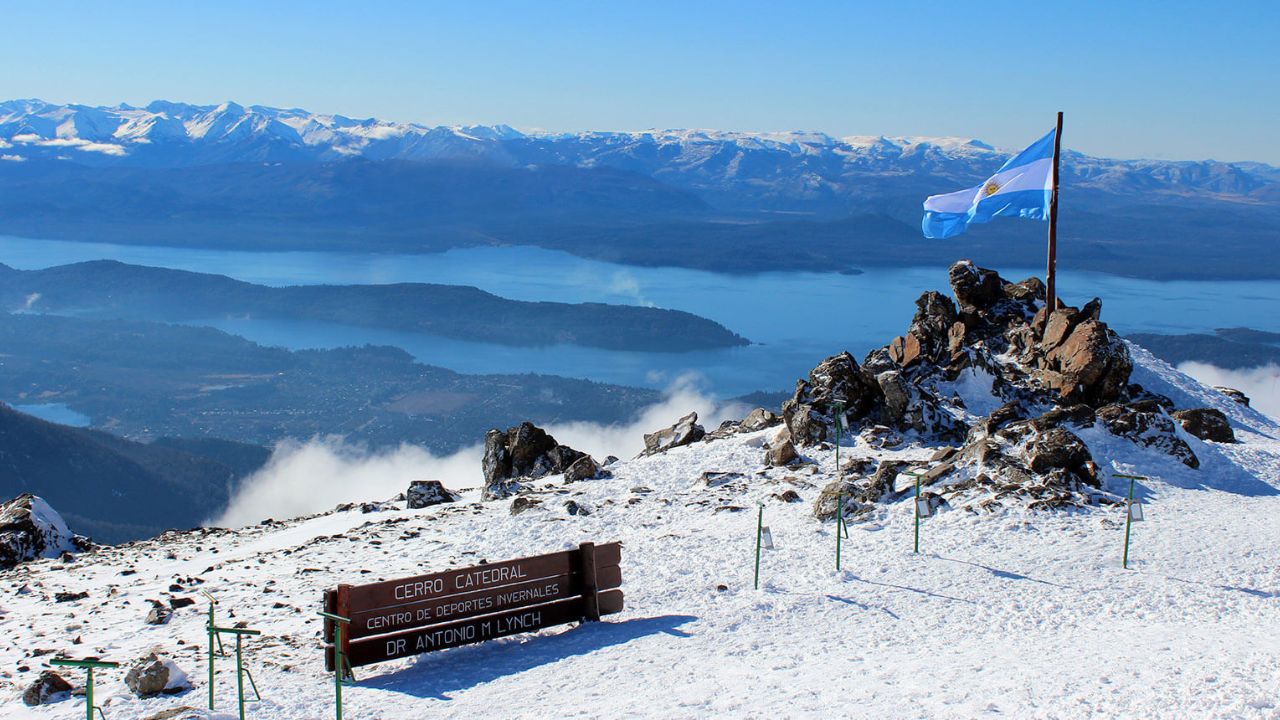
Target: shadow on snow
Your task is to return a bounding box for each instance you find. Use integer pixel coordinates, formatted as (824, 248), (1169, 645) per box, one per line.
(356, 614), (696, 700)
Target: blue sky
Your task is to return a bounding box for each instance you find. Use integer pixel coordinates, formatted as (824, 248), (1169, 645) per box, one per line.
(4, 0), (1278, 163)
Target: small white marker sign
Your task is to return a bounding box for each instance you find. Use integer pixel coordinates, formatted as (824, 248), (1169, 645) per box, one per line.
(761, 527), (775, 550)
(1128, 502), (1144, 522)
(915, 497), (933, 518)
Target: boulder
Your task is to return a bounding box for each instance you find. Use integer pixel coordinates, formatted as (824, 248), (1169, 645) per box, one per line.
(563, 455), (602, 482)
(1039, 318), (1133, 405)
(1171, 408), (1235, 443)
(145, 606), (173, 625)
(641, 412), (706, 455)
(1026, 427), (1092, 475)
(22, 670), (72, 706)
(765, 435), (798, 467)
(1098, 404), (1199, 468)
(1213, 386), (1250, 406)
(0, 494), (91, 570)
(949, 260), (1004, 314)
(482, 422), (586, 496)
(125, 653), (191, 698)
(406, 480), (458, 509)
(739, 407), (781, 432)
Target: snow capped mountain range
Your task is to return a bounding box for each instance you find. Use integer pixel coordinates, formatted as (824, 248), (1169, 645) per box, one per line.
(3, 99), (1276, 210)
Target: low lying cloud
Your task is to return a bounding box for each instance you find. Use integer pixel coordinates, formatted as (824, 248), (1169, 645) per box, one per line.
(213, 439), (483, 528)
(1177, 362), (1280, 420)
(0, 154), (24, 162)
(7, 134), (127, 156)
(545, 373), (748, 459)
(212, 375), (749, 527)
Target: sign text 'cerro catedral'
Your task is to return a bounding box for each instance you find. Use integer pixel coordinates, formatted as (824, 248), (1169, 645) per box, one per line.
(323, 542), (623, 669)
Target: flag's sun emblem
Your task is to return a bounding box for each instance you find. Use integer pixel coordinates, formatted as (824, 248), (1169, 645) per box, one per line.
(983, 181), (1001, 196)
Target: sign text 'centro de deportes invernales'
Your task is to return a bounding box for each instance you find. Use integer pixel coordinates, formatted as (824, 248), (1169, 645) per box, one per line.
(323, 542), (623, 668)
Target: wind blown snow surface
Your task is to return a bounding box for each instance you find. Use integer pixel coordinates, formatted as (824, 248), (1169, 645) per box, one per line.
(2, 351), (1278, 719)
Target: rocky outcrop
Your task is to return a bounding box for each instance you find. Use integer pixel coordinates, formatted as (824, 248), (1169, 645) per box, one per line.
(406, 480), (458, 509)
(482, 422), (587, 497)
(1098, 404), (1199, 468)
(641, 412), (706, 455)
(782, 352), (881, 445)
(125, 653), (191, 698)
(1171, 408), (1236, 443)
(0, 494), (91, 570)
(22, 670), (72, 706)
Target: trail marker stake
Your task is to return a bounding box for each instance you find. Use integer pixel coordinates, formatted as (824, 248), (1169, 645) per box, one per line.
(201, 590), (226, 712)
(754, 503), (764, 590)
(208, 625), (262, 720)
(50, 658), (118, 720)
(319, 611), (353, 720)
(904, 468), (929, 554)
(1115, 473), (1147, 569)
(834, 401), (845, 571)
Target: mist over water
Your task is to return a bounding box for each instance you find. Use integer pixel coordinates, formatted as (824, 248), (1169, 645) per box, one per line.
(213, 376), (744, 527)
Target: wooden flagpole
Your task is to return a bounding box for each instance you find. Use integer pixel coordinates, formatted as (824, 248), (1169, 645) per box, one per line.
(1046, 111), (1063, 311)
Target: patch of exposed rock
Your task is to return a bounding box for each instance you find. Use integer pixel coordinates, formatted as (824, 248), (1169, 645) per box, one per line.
(1, 494), (91, 570)
(406, 480), (459, 509)
(1171, 408), (1236, 443)
(641, 412), (705, 455)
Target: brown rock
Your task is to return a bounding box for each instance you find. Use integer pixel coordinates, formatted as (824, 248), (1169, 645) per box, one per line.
(1171, 408), (1235, 443)
(23, 670), (72, 706)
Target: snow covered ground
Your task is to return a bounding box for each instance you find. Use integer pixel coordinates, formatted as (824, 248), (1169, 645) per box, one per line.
(2, 351), (1278, 719)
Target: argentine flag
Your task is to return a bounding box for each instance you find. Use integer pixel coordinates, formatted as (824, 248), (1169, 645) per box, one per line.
(922, 128), (1056, 239)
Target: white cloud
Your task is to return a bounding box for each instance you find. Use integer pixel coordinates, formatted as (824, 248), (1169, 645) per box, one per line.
(545, 373), (748, 460)
(212, 375), (751, 527)
(607, 270), (656, 307)
(10, 133), (41, 143)
(33, 137), (127, 156)
(0, 154), (25, 162)
(0, 139), (11, 149)
(213, 437), (483, 528)
(1177, 362), (1280, 421)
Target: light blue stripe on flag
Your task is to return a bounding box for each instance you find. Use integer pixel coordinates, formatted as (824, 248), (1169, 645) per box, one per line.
(922, 128), (1056, 239)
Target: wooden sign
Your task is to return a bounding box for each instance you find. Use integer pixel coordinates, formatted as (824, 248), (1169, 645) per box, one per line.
(324, 542), (622, 669)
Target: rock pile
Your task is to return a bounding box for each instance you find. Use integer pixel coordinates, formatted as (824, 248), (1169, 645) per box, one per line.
(769, 260), (1237, 516)
(481, 422), (598, 500)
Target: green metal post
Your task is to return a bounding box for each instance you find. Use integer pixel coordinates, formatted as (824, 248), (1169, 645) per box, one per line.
(207, 600), (216, 711)
(914, 475), (921, 554)
(754, 503), (763, 590)
(50, 659), (118, 720)
(235, 634), (245, 720)
(834, 401), (845, 571)
(1123, 476), (1135, 569)
(836, 491), (843, 571)
(319, 611), (351, 720)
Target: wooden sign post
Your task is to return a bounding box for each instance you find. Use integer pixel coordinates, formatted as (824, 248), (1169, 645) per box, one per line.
(323, 542), (622, 670)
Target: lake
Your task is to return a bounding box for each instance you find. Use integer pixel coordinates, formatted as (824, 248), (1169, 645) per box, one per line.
(3, 234), (1278, 397)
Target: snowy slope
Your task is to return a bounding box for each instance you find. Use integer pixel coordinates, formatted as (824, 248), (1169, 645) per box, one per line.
(1, 351), (1278, 719)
